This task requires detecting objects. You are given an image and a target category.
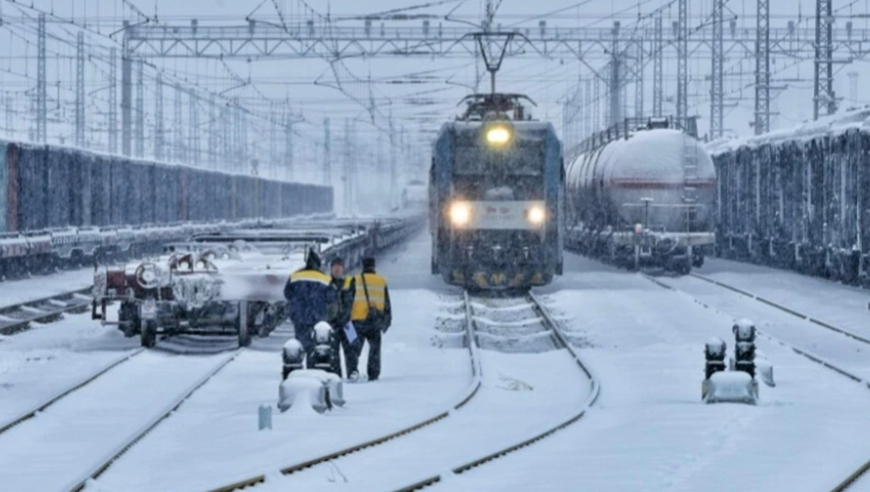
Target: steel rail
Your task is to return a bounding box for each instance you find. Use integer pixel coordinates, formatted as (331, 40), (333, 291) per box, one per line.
(196, 292), (484, 492)
(642, 273), (870, 491)
(0, 287), (93, 335)
(386, 291), (601, 491)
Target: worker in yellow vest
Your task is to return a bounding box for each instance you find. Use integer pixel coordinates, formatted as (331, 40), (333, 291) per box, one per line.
(349, 257), (392, 382)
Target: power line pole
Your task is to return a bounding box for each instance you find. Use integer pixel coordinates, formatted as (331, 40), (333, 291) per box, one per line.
(208, 94), (216, 170)
(174, 83), (183, 163)
(593, 77), (600, 131)
(121, 21), (132, 156)
(389, 112), (397, 208)
(75, 31), (85, 148)
(609, 22), (621, 127)
(109, 47), (118, 154)
(584, 78), (592, 139)
(814, 0), (836, 119)
(155, 72), (164, 160)
(754, 0), (771, 135)
(285, 113), (294, 181)
(848, 71), (859, 105)
(653, 16), (663, 117)
(37, 13), (46, 143)
(635, 39), (644, 119)
(676, 0), (688, 122)
(135, 60), (144, 158)
(711, 0), (724, 138)
(189, 90), (199, 165)
(323, 118), (331, 186)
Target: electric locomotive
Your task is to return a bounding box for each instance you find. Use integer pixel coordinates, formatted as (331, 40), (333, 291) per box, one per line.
(429, 93), (564, 290)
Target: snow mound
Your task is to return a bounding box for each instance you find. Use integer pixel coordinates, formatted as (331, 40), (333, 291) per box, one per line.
(703, 372), (758, 405)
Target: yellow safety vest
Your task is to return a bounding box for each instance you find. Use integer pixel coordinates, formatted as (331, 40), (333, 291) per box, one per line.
(351, 273), (387, 321)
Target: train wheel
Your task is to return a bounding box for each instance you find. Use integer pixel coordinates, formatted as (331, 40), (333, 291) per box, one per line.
(140, 321), (157, 348)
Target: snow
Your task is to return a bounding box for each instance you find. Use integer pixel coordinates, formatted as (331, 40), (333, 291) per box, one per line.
(452, 258), (870, 492)
(0, 350), (234, 492)
(707, 106), (870, 155)
(4, 236), (870, 492)
(697, 258), (870, 340)
(86, 289), (472, 492)
(0, 268), (95, 308)
(659, 271), (870, 382)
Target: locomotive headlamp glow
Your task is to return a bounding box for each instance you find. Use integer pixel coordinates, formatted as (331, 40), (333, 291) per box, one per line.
(526, 204), (546, 225)
(449, 201), (472, 226)
(485, 124), (512, 146)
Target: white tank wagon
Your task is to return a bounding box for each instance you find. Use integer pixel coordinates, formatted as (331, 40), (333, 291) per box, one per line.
(565, 119), (717, 273)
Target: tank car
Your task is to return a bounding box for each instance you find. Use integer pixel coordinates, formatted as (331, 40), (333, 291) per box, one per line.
(429, 93), (564, 290)
(565, 117), (716, 273)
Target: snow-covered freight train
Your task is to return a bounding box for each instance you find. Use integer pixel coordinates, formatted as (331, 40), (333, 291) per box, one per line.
(0, 139), (333, 279)
(708, 108), (870, 286)
(565, 117), (716, 273)
(429, 93), (564, 290)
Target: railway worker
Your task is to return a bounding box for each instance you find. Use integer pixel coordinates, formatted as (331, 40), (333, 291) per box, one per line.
(284, 249), (336, 368)
(327, 257), (359, 377)
(349, 257), (392, 382)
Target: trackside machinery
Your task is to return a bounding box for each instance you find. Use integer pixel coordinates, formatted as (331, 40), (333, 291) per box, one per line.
(429, 93), (564, 290)
(92, 217), (421, 348)
(565, 117), (716, 273)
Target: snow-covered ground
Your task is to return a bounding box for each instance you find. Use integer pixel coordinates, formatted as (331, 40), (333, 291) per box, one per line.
(0, 268), (94, 308)
(88, 289), (471, 492)
(450, 254), (870, 492)
(0, 308), (138, 426)
(656, 272), (870, 382)
(697, 257), (870, 338)
(3, 233), (870, 492)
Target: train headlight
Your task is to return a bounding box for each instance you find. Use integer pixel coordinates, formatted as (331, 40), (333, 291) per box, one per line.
(526, 205), (546, 225)
(449, 201), (472, 226)
(485, 125), (512, 146)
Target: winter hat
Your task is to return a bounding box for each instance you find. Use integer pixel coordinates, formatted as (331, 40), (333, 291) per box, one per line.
(306, 249), (322, 270)
(362, 257), (376, 270)
(330, 257), (345, 267)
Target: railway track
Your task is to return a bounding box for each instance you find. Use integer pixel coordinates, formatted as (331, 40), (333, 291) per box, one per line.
(0, 287), (93, 336)
(0, 350), (241, 492)
(641, 272), (870, 491)
(197, 291), (598, 492)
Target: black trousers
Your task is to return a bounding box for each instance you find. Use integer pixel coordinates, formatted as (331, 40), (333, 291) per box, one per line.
(330, 325), (361, 377)
(355, 323), (382, 380)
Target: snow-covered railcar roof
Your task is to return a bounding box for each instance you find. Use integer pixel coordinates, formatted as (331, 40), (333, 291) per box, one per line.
(707, 106), (870, 156)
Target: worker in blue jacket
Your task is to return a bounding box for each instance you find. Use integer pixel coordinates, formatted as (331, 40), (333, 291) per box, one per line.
(284, 249), (336, 367)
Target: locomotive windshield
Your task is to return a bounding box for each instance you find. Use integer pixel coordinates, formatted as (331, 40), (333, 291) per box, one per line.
(453, 133), (544, 176)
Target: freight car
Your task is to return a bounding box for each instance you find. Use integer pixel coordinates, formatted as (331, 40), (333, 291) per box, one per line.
(0, 139), (333, 279)
(565, 117), (716, 273)
(708, 108), (870, 286)
(430, 93), (564, 290)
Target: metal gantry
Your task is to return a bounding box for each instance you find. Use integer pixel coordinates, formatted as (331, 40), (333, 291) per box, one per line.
(754, 0), (771, 135)
(36, 14), (46, 143)
(653, 16), (663, 118)
(75, 32), (85, 147)
(710, 0), (724, 139)
(676, 0), (688, 122)
(814, 0), (837, 119)
(155, 73), (164, 160)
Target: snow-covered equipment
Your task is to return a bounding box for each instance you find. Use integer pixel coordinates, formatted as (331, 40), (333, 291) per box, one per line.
(310, 322), (335, 372)
(278, 369), (345, 413)
(732, 319), (757, 378)
(702, 372), (758, 405)
(90, 216), (424, 348)
(258, 404), (272, 430)
(704, 338), (727, 379)
(756, 358), (775, 387)
(733, 319), (756, 342)
(282, 339), (305, 380)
